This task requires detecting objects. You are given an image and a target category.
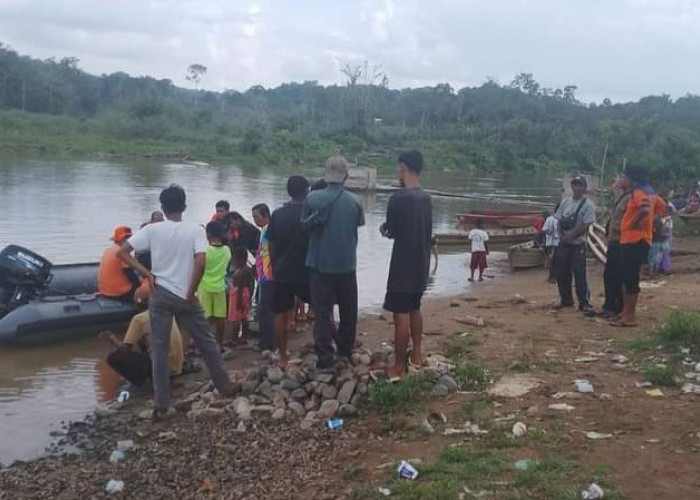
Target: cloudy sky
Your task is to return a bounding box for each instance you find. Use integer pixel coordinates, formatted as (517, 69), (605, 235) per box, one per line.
(1, 0), (698, 103)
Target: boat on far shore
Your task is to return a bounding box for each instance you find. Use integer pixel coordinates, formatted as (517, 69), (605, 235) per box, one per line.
(433, 226), (537, 247)
(456, 209), (541, 229)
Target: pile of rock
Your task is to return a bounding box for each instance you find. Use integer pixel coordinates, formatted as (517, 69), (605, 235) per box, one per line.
(177, 347), (377, 430)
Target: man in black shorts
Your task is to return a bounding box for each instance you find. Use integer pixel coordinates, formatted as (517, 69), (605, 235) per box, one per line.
(380, 150), (432, 379)
(268, 175), (311, 368)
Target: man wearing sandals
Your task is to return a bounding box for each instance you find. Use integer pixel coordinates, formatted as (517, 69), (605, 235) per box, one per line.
(612, 166), (667, 327)
(380, 150), (432, 379)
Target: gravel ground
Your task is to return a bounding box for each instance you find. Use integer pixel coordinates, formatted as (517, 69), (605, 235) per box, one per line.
(0, 410), (360, 500)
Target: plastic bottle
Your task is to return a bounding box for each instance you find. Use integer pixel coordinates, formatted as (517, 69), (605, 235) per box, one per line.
(581, 482), (604, 499)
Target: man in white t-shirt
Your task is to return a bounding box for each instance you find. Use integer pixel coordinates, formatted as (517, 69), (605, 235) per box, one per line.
(467, 218), (489, 282)
(117, 184), (232, 419)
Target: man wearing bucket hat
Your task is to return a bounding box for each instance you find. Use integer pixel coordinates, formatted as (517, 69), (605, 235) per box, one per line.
(303, 155), (365, 371)
(98, 226), (141, 302)
(554, 176), (596, 313)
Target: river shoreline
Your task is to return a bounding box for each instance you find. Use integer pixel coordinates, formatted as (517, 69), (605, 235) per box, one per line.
(3, 237), (700, 499)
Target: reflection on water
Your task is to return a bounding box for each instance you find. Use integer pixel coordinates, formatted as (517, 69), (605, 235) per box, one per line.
(0, 158), (559, 465)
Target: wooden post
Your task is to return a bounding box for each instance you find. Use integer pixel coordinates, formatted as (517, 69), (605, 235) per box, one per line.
(599, 143), (608, 187)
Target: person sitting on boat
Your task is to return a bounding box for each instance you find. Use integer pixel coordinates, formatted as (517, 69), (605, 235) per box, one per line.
(99, 285), (186, 390)
(98, 226), (141, 302)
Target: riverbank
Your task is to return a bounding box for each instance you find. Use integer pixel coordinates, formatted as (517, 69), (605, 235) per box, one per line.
(2, 237), (700, 499)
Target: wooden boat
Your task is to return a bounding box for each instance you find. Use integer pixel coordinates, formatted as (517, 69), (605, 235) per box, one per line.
(508, 241), (546, 269)
(434, 227), (537, 247)
(457, 209), (541, 229)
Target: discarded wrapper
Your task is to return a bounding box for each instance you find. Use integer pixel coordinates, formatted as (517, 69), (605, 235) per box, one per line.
(327, 418), (343, 430)
(397, 460), (419, 480)
(105, 480), (125, 494)
(581, 482), (604, 499)
(512, 421), (527, 438)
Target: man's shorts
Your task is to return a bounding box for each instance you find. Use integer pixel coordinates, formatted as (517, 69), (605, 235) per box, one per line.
(470, 251), (488, 271)
(198, 289), (227, 318)
(620, 241), (650, 294)
(272, 282), (311, 314)
(383, 292), (423, 314)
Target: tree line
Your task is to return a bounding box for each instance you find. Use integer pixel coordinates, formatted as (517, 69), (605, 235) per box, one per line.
(2, 41), (700, 181)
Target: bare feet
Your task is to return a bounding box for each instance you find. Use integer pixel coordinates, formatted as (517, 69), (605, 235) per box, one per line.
(467, 277), (474, 282)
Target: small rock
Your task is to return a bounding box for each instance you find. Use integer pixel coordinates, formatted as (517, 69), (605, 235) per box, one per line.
(512, 422), (527, 437)
(314, 373), (335, 384)
(681, 383), (700, 394)
(105, 480), (125, 494)
(209, 398), (233, 409)
(304, 381), (318, 394)
(261, 350), (275, 360)
(597, 393), (613, 401)
(137, 410), (153, 420)
(359, 354), (372, 366)
(300, 419), (317, 431)
(350, 393), (363, 406)
(95, 404), (119, 418)
(339, 404), (359, 418)
(305, 396), (320, 411)
(241, 380), (258, 394)
(351, 353), (362, 365)
(281, 379), (301, 391)
(290, 369), (308, 384)
(338, 380), (358, 405)
(116, 440), (134, 452)
(318, 399), (340, 419)
(512, 294), (526, 304)
(288, 401), (305, 417)
(249, 394), (271, 405)
(305, 411), (319, 421)
(321, 384), (338, 400)
(338, 369), (355, 384)
(437, 375), (459, 393)
(187, 407), (225, 420)
(258, 381), (274, 400)
(418, 419), (435, 435)
(272, 408), (286, 420)
(611, 354), (629, 364)
(109, 450), (125, 464)
(356, 382), (368, 394)
(548, 403), (575, 412)
(251, 405), (275, 413)
(267, 367), (285, 384)
(272, 393), (287, 409)
(353, 365), (370, 377)
(158, 431), (177, 442)
(432, 384), (450, 397)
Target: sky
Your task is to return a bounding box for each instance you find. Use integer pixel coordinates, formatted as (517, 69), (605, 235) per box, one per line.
(1, 0), (699, 103)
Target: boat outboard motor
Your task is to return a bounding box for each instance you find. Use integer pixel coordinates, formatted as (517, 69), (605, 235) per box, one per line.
(0, 245), (53, 316)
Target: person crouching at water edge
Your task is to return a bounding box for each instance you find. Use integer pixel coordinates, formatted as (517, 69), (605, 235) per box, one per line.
(380, 150), (432, 380)
(117, 184), (234, 420)
(467, 218), (489, 282)
(99, 283), (192, 391)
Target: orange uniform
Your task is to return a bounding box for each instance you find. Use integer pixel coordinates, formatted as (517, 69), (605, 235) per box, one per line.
(620, 189), (668, 245)
(98, 244), (134, 297)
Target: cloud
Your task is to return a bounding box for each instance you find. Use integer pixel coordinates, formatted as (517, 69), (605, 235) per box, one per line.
(1, 0), (699, 102)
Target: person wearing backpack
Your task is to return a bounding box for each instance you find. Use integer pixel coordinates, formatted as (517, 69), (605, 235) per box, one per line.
(303, 156), (365, 372)
(554, 176), (596, 313)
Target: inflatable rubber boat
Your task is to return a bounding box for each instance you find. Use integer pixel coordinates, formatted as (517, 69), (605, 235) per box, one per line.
(0, 245), (138, 346)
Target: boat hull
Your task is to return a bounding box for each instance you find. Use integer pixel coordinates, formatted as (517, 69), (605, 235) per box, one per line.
(508, 241), (546, 269)
(434, 227), (537, 247)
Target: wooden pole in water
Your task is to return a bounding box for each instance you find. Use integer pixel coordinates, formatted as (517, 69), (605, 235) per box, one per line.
(599, 143), (608, 187)
(622, 157), (627, 174)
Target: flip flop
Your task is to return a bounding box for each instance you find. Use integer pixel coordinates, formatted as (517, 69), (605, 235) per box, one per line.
(370, 370), (401, 383)
(408, 362), (422, 374)
(609, 320), (638, 328)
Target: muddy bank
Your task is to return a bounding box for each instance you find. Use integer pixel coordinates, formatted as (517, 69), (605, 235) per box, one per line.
(3, 236), (700, 500)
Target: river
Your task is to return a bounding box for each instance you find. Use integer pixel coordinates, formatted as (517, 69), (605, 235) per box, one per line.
(0, 158), (559, 465)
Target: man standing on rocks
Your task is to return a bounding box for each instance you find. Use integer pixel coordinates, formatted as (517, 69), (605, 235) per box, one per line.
(268, 175), (311, 369)
(380, 150), (432, 379)
(303, 156), (365, 371)
(118, 184), (233, 419)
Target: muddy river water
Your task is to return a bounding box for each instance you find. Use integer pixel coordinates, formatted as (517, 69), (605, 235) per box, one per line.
(0, 158), (559, 465)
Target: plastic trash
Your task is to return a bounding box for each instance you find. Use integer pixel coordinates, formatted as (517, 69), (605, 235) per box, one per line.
(327, 418), (343, 430)
(513, 459), (537, 471)
(549, 403), (575, 411)
(396, 460), (419, 480)
(116, 440), (134, 452)
(681, 383), (700, 394)
(105, 480), (125, 493)
(574, 379), (594, 393)
(117, 391), (130, 403)
(512, 421), (527, 438)
(377, 487), (392, 496)
(585, 431), (613, 440)
(581, 482), (604, 499)
(109, 449), (125, 464)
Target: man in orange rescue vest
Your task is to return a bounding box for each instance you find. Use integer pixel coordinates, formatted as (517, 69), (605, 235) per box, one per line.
(98, 226), (141, 301)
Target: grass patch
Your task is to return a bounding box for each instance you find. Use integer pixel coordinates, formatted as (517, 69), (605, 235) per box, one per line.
(365, 374), (433, 416)
(444, 336), (480, 360)
(631, 311), (700, 352)
(453, 361), (491, 391)
(643, 364), (678, 387)
(363, 446), (624, 500)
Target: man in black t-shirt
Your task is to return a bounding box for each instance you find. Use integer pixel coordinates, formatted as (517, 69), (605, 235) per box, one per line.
(380, 150), (432, 379)
(268, 175), (311, 368)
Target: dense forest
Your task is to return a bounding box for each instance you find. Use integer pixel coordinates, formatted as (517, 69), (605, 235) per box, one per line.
(1, 41), (700, 180)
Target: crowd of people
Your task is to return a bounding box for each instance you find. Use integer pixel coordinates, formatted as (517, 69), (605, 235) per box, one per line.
(96, 151), (432, 418)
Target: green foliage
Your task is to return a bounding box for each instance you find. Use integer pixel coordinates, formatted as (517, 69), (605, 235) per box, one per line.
(452, 362), (491, 391)
(444, 336), (480, 360)
(365, 374), (433, 416)
(2, 43), (700, 182)
(632, 311), (700, 352)
(643, 364), (678, 387)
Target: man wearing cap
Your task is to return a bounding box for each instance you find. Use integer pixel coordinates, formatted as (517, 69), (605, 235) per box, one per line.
(303, 156), (365, 371)
(98, 226), (141, 302)
(554, 176), (596, 313)
(611, 166), (667, 327)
